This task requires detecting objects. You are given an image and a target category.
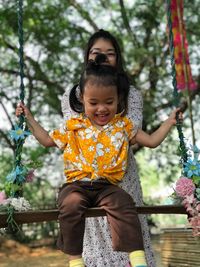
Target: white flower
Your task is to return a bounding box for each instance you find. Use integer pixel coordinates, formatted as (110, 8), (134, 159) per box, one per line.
(85, 128), (94, 139)
(96, 143), (104, 156)
(66, 146), (72, 154)
(115, 121), (125, 128)
(10, 197), (31, 211)
(111, 132), (123, 149)
(79, 130), (85, 138)
(88, 146), (94, 151)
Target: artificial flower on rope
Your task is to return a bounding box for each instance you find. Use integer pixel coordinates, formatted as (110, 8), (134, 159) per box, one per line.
(0, 122), (35, 232)
(9, 124), (30, 141)
(0, 0), (36, 232)
(172, 145), (200, 236)
(5, 122), (32, 193)
(170, 0), (197, 90)
(0, 193), (31, 232)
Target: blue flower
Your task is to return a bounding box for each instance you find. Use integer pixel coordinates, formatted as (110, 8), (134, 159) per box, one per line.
(6, 165), (28, 183)
(183, 159), (200, 178)
(9, 125), (30, 141)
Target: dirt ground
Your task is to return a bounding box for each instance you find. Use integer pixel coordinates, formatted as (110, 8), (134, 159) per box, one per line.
(0, 238), (68, 267)
(0, 236), (162, 267)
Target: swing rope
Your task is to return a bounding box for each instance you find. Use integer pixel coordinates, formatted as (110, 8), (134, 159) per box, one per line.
(17, 0), (25, 107)
(14, 0), (26, 172)
(7, 0), (28, 197)
(166, 0), (188, 166)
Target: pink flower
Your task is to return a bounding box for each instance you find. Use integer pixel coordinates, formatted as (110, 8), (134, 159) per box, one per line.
(0, 191), (7, 204)
(196, 204), (200, 212)
(189, 216), (200, 236)
(25, 169), (35, 183)
(175, 177), (196, 198)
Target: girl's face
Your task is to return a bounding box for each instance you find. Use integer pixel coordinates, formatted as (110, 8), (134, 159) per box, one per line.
(88, 38), (117, 67)
(82, 81), (118, 127)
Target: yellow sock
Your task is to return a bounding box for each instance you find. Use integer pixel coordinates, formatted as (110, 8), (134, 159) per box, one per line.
(69, 258), (85, 267)
(129, 250), (147, 267)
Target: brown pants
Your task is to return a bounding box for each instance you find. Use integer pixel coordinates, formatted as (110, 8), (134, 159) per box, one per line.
(57, 181), (144, 255)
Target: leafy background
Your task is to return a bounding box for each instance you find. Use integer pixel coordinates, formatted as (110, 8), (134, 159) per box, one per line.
(0, 0), (200, 229)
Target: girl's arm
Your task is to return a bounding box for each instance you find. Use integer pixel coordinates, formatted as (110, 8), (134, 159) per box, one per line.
(130, 108), (181, 148)
(16, 103), (56, 147)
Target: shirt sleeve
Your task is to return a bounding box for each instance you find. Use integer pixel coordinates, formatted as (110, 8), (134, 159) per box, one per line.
(49, 122), (68, 149)
(127, 86), (143, 130)
(124, 117), (137, 141)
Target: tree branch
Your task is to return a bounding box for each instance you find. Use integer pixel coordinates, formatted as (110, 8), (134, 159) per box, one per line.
(0, 129), (15, 153)
(0, 100), (14, 128)
(119, 0), (138, 46)
(69, 0), (99, 31)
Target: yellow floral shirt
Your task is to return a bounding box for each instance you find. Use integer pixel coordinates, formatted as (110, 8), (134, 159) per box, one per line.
(50, 114), (136, 184)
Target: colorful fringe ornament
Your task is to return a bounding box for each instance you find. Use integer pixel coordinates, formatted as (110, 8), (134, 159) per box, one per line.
(170, 0), (197, 91)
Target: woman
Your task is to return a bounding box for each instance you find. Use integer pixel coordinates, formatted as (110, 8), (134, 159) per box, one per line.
(61, 29), (156, 267)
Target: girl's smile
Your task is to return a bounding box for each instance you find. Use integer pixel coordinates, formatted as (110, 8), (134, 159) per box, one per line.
(82, 81), (118, 127)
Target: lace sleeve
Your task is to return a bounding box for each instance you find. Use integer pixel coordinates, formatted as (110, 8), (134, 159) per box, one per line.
(127, 86), (143, 130)
(61, 87), (78, 120)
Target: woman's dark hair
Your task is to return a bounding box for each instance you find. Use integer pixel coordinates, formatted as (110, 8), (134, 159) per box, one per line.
(84, 29), (124, 72)
(70, 54), (129, 114)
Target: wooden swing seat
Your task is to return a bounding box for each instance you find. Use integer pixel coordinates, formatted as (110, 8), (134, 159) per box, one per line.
(0, 205), (186, 228)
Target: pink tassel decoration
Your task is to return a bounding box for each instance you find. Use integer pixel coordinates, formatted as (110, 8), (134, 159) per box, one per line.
(170, 0), (197, 90)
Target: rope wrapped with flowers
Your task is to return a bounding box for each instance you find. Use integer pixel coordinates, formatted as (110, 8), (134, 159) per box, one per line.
(167, 0), (199, 236)
(0, 0), (34, 232)
(0, 123), (37, 231)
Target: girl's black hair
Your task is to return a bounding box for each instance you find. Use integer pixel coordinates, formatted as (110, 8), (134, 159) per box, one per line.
(70, 54), (130, 114)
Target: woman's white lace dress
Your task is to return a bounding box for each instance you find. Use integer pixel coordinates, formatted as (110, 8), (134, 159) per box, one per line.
(61, 86), (156, 267)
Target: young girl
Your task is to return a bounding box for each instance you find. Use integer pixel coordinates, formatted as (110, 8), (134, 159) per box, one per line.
(16, 59), (181, 267)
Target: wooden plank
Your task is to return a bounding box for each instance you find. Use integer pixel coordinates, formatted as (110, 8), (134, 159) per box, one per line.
(136, 205), (186, 214)
(0, 205), (187, 228)
(161, 228), (200, 266)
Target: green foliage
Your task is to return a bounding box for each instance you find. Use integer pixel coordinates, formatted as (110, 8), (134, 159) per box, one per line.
(23, 178), (56, 208)
(0, 0), (200, 214)
(0, 153), (13, 182)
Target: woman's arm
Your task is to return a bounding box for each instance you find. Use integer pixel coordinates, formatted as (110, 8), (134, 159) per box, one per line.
(16, 103), (56, 147)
